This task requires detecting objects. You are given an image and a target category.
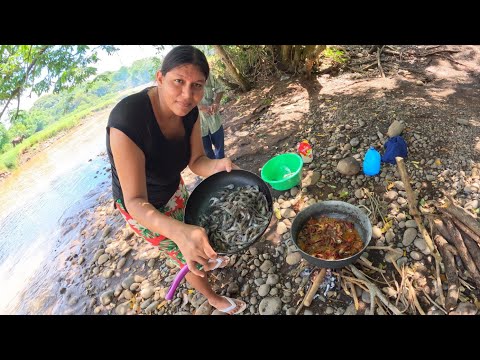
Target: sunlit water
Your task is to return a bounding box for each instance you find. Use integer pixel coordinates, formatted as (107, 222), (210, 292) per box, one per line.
(0, 109), (112, 314)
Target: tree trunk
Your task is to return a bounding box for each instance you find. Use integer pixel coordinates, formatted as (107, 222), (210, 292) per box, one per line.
(212, 45), (250, 92)
(292, 45), (303, 72)
(279, 45), (292, 70)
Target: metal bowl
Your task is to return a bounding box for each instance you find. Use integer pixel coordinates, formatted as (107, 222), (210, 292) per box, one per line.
(184, 169), (273, 255)
(291, 201), (372, 268)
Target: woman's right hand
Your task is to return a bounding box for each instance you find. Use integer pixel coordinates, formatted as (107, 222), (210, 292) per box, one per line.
(175, 224), (217, 277)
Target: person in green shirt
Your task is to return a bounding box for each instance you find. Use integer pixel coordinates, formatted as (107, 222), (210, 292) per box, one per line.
(198, 73), (225, 159)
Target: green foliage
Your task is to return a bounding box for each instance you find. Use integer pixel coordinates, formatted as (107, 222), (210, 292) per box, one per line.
(0, 123), (9, 149)
(322, 46), (348, 64)
(211, 45), (276, 86)
(0, 54), (161, 166)
(0, 45), (118, 122)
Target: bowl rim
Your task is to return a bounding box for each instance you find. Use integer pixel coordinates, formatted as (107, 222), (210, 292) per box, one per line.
(260, 152), (303, 185)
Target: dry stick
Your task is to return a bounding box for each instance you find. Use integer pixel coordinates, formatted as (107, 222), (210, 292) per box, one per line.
(405, 277), (426, 315)
(349, 265), (403, 315)
(391, 261), (407, 308)
(435, 259), (444, 308)
(358, 257), (387, 274)
(395, 157), (446, 308)
(443, 217), (480, 288)
(421, 288), (448, 315)
(460, 232), (480, 273)
(367, 286), (376, 315)
(426, 217), (447, 308)
(342, 275), (369, 292)
(458, 277), (475, 291)
(440, 194), (480, 238)
(444, 212), (480, 246)
(431, 53), (468, 67)
(303, 268), (327, 307)
(367, 245), (395, 251)
(434, 234), (459, 311)
(396, 157), (449, 301)
(395, 157), (437, 254)
(348, 282), (360, 311)
(377, 45), (386, 78)
(423, 49), (461, 56)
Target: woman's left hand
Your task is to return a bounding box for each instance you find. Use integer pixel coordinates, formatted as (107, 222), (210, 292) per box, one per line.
(212, 157), (240, 175)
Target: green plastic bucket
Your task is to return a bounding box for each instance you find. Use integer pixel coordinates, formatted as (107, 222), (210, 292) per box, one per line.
(261, 153), (303, 191)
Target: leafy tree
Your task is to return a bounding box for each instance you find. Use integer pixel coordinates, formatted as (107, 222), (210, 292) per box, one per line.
(0, 45), (118, 121)
(0, 123), (9, 149)
(208, 45), (327, 90)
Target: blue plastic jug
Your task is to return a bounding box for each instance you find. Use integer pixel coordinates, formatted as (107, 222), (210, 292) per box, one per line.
(363, 146), (381, 176)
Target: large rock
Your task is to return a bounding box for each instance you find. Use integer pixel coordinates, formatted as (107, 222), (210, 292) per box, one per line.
(195, 300), (212, 315)
(402, 228), (417, 246)
(337, 157), (361, 176)
(258, 297), (282, 315)
(387, 120), (405, 137)
(302, 171), (321, 187)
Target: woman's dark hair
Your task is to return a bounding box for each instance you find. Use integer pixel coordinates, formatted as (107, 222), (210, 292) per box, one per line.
(161, 45), (209, 79)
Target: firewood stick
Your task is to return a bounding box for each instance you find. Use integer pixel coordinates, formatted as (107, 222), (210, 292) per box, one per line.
(434, 234), (459, 311)
(440, 194), (480, 238)
(396, 157), (447, 306)
(443, 218), (480, 287)
(349, 265), (403, 315)
(421, 288), (448, 314)
(377, 45), (386, 78)
(349, 282), (359, 311)
(432, 218), (459, 255)
(405, 277), (425, 315)
(395, 157), (436, 253)
(461, 233), (480, 273)
(303, 268), (327, 307)
(358, 257), (386, 273)
(441, 211), (480, 246)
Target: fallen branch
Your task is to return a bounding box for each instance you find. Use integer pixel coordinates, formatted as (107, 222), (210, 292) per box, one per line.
(421, 288), (448, 314)
(442, 211), (480, 246)
(391, 260), (408, 309)
(458, 277), (475, 291)
(440, 194), (480, 238)
(349, 282), (359, 311)
(367, 245), (396, 251)
(361, 61), (378, 71)
(434, 258), (446, 308)
(375, 298), (388, 315)
(395, 156), (444, 296)
(358, 257), (386, 274)
(348, 265), (403, 315)
(405, 277), (425, 315)
(423, 49), (460, 56)
(377, 45), (386, 78)
(462, 234), (480, 272)
(431, 53), (468, 68)
(443, 217), (480, 287)
(303, 268), (327, 307)
(434, 234), (459, 311)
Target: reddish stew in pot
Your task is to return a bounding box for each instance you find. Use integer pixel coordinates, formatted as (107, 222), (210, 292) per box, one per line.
(297, 217), (364, 260)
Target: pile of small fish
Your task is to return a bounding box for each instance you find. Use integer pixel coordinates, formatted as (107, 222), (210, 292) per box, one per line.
(198, 184), (271, 253)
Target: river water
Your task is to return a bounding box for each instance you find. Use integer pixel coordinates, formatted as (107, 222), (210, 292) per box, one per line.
(0, 108), (112, 314)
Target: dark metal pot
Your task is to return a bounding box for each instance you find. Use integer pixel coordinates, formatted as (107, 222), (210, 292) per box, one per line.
(291, 201), (372, 269)
(184, 169), (273, 255)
